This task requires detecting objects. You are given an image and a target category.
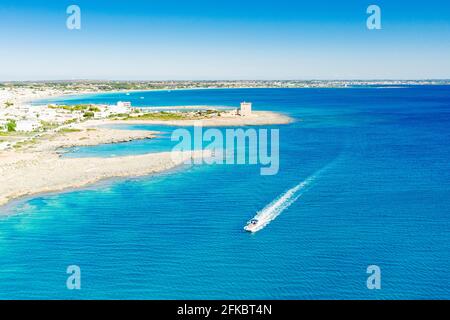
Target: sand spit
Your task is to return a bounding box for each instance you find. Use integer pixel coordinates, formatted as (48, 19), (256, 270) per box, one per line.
(0, 127), (206, 208)
(107, 111), (294, 127)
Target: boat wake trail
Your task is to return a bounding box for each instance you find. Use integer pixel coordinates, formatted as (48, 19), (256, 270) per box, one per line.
(247, 163), (334, 233)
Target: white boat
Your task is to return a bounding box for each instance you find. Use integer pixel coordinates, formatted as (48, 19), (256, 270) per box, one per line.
(244, 219), (260, 232)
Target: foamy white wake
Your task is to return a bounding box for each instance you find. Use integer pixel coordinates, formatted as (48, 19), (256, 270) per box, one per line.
(249, 163), (333, 233)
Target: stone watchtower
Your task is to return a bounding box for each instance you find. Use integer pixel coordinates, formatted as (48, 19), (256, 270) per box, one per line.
(238, 102), (252, 116)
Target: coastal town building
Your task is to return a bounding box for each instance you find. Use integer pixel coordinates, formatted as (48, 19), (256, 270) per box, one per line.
(238, 102), (252, 116)
(109, 101), (132, 115)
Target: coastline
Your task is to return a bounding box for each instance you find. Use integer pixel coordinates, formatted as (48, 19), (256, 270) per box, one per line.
(0, 125), (208, 209)
(0, 150), (209, 209)
(27, 88), (295, 127)
(0, 88), (293, 210)
(0, 138), (210, 210)
(7, 88), (294, 126)
(97, 110), (293, 127)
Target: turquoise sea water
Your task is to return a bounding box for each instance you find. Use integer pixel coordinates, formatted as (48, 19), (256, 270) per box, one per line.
(2, 87), (450, 299)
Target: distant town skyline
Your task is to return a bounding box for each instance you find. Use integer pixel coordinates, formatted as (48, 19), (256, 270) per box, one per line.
(1, 0), (450, 81)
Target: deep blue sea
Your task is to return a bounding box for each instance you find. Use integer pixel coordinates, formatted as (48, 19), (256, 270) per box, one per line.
(2, 87), (450, 299)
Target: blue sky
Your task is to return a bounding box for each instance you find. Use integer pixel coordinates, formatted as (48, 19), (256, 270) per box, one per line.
(0, 0), (449, 80)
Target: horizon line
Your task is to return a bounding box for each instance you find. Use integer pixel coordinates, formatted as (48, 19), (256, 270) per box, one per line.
(1, 79), (450, 83)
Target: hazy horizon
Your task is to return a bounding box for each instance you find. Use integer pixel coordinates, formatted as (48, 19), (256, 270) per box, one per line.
(1, 0), (450, 81)
(2, 78), (450, 83)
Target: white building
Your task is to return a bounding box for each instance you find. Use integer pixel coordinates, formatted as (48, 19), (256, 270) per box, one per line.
(238, 102), (252, 116)
(15, 120), (41, 132)
(117, 101), (131, 108)
(108, 101), (132, 115)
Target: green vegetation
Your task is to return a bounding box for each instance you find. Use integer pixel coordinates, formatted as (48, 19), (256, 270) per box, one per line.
(40, 121), (59, 131)
(89, 106), (100, 112)
(4, 101), (13, 108)
(6, 120), (16, 132)
(108, 110), (221, 121)
(49, 104), (95, 112)
(83, 111), (95, 118)
(63, 119), (78, 125)
(59, 128), (82, 133)
(197, 109), (221, 117)
(108, 113), (130, 119)
(13, 138), (37, 150)
(125, 111), (187, 121)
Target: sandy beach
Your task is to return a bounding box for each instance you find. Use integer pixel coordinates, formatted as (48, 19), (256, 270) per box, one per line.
(105, 111), (293, 127)
(0, 127), (208, 208)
